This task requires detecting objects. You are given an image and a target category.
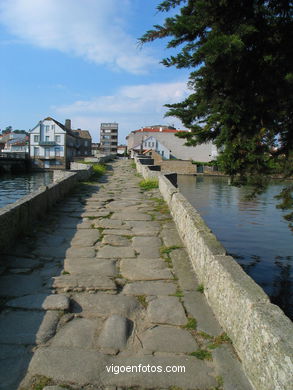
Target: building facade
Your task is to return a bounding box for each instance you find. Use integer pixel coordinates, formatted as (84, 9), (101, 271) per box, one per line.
(29, 117), (92, 169)
(100, 123), (118, 154)
(127, 125), (218, 161)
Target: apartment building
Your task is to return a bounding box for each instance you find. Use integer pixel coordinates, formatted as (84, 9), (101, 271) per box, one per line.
(100, 123), (118, 154)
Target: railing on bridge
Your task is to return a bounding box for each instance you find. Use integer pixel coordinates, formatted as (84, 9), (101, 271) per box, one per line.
(0, 152), (29, 160)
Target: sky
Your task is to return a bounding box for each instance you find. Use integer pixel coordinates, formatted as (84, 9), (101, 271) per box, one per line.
(0, 0), (190, 143)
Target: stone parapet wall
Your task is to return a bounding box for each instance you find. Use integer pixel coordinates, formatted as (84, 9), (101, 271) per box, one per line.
(160, 160), (195, 174)
(135, 158), (293, 390)
(0, 166), (92, 253)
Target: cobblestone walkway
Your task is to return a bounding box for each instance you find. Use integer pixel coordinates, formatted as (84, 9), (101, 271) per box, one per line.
(0, 160), (252, 390)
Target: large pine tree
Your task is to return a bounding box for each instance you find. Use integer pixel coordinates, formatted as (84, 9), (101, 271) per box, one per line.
(141, 0), (293, 225)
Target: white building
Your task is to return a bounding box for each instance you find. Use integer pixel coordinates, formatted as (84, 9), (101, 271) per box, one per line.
(29, 117), (91, 169)
(127, 125), (218, 161)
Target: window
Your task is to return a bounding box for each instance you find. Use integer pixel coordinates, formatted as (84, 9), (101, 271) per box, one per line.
(84, 141), (88, 146)
(161, 150), (164, 156)
(34, 135), (39, 142)
(51, 125), (55, 130)
(45, 125), (50, 132)
(55, 147), (60, 157)
(104, 129), (111, 133)
(55, 135), (61, 143)
(34, 147), (39, 157)
(45, 136), (50, 141)
(152, 142), (155, 147)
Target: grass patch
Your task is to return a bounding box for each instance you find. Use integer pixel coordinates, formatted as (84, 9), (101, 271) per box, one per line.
(190, 349), (212, 361)
(139, 178), (159, 191)
(171, 288), (184, 298)
(27, 375), (53, 390)
(87, 216), (98, 220)
(88, 163), (107, 181)
(183, 317), (197, 330)
(137, 295), (148, 308)
(62, 271), (70, 275)
(160, 245), (182, 256)
(131, 161), (136, 169)
(135, 172), (142, 178)
(197, 331), (213, 340)
(151, 197), (170, 214)
(196, 284), (204, 293)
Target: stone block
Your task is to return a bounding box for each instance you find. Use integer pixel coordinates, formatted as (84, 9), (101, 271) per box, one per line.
(120, 259), (172, 281)
(6, 294), (69, 311)
(141, 325), (198, 353)
(0, 274), (42, 297)
(147, 297), (187, 325)
(97, 246), (136, 258)
(53, 274), (116, 291)
(71, 293), (139, 318)
(97, 315), (132, 354)
(122, 281), (177, 296)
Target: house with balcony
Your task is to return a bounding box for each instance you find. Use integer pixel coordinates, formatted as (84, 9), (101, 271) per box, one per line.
(29, 117), (92, 169)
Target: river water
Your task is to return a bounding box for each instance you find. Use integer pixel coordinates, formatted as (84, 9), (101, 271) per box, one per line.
(178, 175), (293, 320)
(0, 172), (53, 209)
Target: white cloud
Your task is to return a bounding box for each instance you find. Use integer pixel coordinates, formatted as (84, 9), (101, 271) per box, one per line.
(0, 0), (156, 73)
(54, 81), (189, 141)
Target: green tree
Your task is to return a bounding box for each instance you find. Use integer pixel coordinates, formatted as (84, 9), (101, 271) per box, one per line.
(141, 0), (293, 228)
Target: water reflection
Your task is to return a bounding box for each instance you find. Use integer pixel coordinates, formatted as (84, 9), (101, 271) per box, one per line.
(178, 175), (293, 320)
(0, 172), (53, 208)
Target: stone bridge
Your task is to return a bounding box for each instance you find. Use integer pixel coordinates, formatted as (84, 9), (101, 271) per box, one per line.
(0, 152), (30, 173)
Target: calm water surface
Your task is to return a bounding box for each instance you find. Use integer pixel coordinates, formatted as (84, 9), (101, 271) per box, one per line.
(0, 172), (53, 209)
(178, 175), (293, 320)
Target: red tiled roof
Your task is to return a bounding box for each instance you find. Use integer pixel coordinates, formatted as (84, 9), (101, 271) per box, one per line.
(132, 128), (185, 133)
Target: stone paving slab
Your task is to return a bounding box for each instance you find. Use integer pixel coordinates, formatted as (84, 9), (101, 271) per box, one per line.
(103, 229), (132, 236)
(0, 310), (58, 345)
(25, 347), (109, 386)
(101, 355), (217, 389)
(94, 219), (124, 229)
(97, 315), (131, 354)
(111, 212), (152, 221)
(132, 236), (162, 248)
(97, 245), (136, 258)
(170, 249), (199, 291)
(65, 246), (96, 258)
(6, 294), (69, 311)
(135, 246), (161, 258)
(64, 258), (116, 276)
(122, 281), (177, 296)
(102, 235), (131, 246)
(147, 296), (188, 325)
(213, 345), (254, 390)
(161, 227), (183, 247)
(70, 229), (100, 247)
(0, 345), (32, 390)
(183, 291), (223, 336)
(51, 317), (103, 349)
(0, 274), (43, 296)
(120, 258), (173, 281)
(1, 256), (41, 269)
(71, 293), (139, 318)
(141, 325), (198, 354)
(53, 274), (116, 291)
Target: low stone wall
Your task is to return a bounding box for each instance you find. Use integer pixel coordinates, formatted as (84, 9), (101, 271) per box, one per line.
(0, 166), (92, 253)
(135, 158), (293, 390)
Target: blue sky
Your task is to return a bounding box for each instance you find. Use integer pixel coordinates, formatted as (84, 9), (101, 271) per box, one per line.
(0, 0), (190, 143)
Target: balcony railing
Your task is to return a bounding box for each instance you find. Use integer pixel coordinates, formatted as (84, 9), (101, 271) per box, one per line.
(39, 141), (56, 146)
